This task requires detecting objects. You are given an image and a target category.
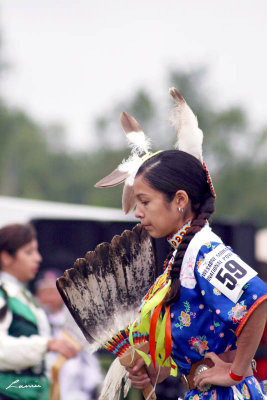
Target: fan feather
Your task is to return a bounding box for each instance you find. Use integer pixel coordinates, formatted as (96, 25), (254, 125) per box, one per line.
(56, 224), (156, 352)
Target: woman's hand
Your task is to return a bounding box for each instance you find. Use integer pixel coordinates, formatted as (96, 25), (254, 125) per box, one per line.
(125, 357), (152, 390)
(194, 352), (237, 390)
(195, 301), (267, 391)
(125, 357), (171, 389)
(47, 338), (79, 359)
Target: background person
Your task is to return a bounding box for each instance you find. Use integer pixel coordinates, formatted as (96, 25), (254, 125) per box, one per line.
(35, 269), (103, 400)
(0, 223), (78, 400)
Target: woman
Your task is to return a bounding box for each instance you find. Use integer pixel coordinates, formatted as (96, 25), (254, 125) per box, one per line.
(0, 223), (78, 400)
(96, 89), (267, 399)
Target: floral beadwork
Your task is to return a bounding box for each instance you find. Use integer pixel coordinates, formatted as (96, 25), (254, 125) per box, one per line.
(253, 377), (265, 396)
(197, 258), (204, 270)
(213, 288), (221, 296)
(175, 301), (192, 329)
(209, 391), (217, 400)
(204, 242), (212, 248)
(189, 335), (209, 355)
(228, 300), (247, 324)
(241, 383), (251, 399)
(188, 391), (215, 400)
(189, 394), (204, 400)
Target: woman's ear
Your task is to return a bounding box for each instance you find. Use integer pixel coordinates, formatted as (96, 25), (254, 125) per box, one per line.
(174, 190), (189, 211)
(0, 251), (13, 270)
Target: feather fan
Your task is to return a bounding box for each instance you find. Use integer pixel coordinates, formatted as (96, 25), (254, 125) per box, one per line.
(57, 224), (157, 400)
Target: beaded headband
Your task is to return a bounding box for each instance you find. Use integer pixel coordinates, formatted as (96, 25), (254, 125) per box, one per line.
(95, 88), (216, 213)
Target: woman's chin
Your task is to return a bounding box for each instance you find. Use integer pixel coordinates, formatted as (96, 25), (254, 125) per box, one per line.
(148, 231), (165, 239)
(143, 225), (167, 239)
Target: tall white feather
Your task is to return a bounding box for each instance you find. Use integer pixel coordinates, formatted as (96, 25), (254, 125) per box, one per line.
(169, 87), (203, 162)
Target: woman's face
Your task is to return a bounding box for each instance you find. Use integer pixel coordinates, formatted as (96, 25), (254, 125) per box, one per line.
(134, 174), (191, 238)
(2, 239), (42, 283)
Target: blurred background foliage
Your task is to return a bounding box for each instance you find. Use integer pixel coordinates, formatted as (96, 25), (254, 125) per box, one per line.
(0, 34), (267, 227)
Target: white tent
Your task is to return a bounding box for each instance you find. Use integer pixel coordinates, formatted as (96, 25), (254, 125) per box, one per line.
(0, 196), (135, 227)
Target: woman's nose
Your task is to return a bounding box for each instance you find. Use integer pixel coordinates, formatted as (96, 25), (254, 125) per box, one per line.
(36, 251), (42, 263)
(134, 204), (144, 219)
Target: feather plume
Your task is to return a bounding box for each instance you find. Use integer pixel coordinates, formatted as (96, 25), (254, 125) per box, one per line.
(95, 113), (152, 213)
(169, 87), (203, 162)
(120, 112), (151, 155)
(122, 183), (136, 214)
(98, 357), (130, 400)
(94, 169), (129, 188)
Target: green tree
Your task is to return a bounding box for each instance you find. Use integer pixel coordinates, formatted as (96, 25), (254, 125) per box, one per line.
(0, 31), (266, 227)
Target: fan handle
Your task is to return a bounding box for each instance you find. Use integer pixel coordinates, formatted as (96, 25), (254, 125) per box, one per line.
(119, 342), (157, 400)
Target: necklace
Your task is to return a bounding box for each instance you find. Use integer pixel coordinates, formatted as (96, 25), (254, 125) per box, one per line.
(167, 220), (192, 249)
(140, 220), (192, 309)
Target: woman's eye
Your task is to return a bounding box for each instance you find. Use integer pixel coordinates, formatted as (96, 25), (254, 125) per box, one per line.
(25, 249), (34, 255)
(142, 201), (149, 206)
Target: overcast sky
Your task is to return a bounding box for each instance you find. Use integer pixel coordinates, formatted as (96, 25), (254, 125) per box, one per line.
(0, 0), (266, 150)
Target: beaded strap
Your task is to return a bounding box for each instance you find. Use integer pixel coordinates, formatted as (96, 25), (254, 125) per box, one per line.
(203, 161), (216, 199)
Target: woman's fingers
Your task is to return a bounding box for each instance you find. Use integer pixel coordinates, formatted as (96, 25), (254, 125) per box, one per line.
(204, 352), (222, 365)
(194, 356), (233, 389)
(125, 357), (146, 374)
(129, 374), (151, 390)
(127, 367), (151, 390)
(125, 357), (151, 390)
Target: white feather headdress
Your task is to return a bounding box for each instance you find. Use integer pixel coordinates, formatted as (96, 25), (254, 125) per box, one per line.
(169, 88), (203, 162)
(95, 88), (207, 213)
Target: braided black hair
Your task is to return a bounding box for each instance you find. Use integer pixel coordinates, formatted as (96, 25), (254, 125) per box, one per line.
(136, 150), (215, 305)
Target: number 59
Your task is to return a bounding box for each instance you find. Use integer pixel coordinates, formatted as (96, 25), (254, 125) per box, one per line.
(215, 260), (247, 290)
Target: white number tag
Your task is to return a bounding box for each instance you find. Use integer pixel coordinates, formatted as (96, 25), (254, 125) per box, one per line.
(198, 244), (257, 303)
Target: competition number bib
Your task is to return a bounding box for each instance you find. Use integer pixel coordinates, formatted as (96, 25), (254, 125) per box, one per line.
(198, 244), (257, 303)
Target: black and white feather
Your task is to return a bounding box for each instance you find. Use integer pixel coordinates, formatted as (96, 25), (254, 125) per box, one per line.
(56, 224), (157, 353)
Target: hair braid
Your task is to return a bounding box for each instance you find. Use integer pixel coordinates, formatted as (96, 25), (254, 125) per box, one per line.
(163, 194), (215, 306)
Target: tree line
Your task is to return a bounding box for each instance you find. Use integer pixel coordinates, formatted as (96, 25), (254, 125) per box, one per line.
(0, 59), (266, 227)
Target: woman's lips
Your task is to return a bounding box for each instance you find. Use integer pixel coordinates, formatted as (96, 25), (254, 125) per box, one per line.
(143, 225), (152, 230)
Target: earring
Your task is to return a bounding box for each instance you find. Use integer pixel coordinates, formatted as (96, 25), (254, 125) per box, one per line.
(178, 207), (183, 213)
